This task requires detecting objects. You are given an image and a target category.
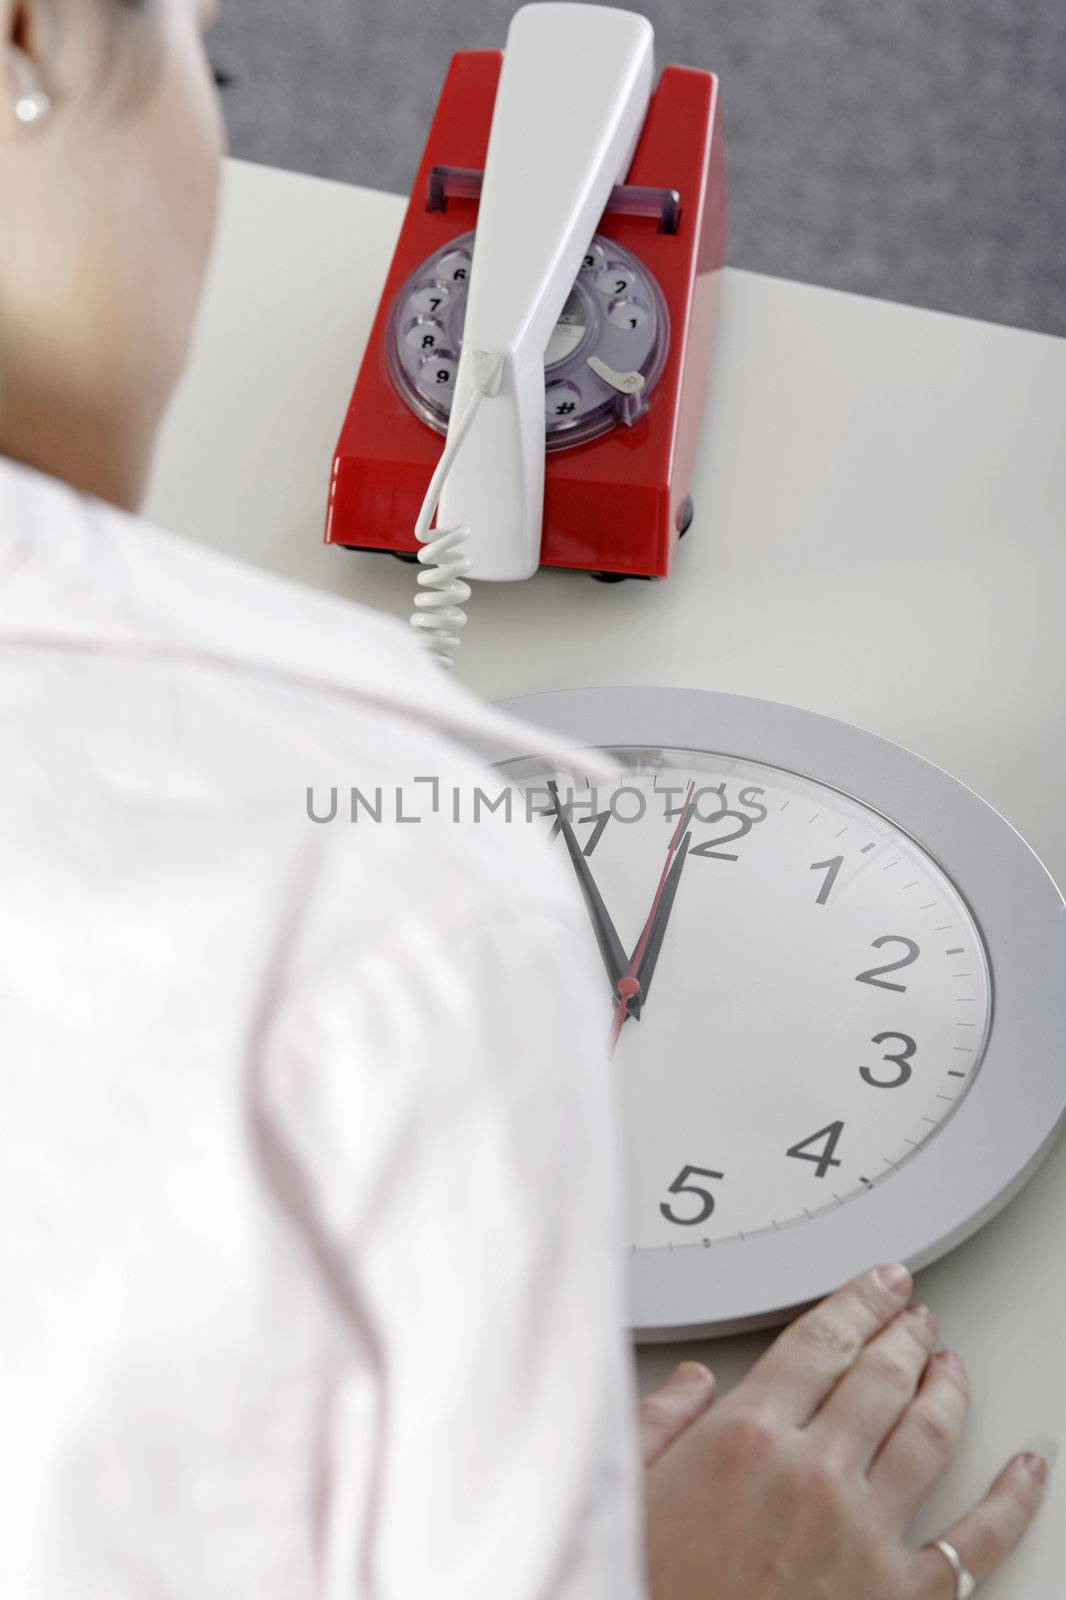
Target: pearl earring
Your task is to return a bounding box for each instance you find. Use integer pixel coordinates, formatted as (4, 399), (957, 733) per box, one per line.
(7, 45), (51, 129)
(15, 88), (51, 125)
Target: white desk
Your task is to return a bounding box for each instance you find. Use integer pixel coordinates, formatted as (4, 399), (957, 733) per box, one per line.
(148, 158), (1066, 1593)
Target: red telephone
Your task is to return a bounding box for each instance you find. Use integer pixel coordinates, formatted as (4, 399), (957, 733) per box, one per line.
(326, 5), (726, 656)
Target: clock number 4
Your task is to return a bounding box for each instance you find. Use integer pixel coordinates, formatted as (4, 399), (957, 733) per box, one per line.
(659, 1164), (724, 1227)
(786, 1120), (844, 1179)
(856, 935), (920, 992)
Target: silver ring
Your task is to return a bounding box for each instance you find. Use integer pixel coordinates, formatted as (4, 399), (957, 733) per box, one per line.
(928, 1538), (977, 1599)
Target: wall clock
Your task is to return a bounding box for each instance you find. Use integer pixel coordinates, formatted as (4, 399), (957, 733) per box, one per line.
(489, 687), (1066, 1341)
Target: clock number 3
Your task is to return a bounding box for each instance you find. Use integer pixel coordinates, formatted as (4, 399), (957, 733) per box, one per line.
(855, 935), (921, 991)
(861, 1032), (917, 1089)
(659, 1164), (724, 1226)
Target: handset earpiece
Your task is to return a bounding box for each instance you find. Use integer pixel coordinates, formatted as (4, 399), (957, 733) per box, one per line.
(5, 42), (52, 128)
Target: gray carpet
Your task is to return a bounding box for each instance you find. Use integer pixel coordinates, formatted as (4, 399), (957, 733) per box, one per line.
(207, 0), (1065, 337)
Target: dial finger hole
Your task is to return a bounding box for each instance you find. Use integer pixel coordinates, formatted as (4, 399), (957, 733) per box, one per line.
(608, 297), (650, 332)
(545, 380), (582, 422)
(410, 281), (451, 315)
(404, 316), (446, 354)
(420, 351), (457, 391)
(595, 263), (637, 298)
(580, 242), (607, 275)
(438, 249), (471, 284)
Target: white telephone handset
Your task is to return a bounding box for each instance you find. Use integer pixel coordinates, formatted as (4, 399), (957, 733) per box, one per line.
(412, 4), (655, 658)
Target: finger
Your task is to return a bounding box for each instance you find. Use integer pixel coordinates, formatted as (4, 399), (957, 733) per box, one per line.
(868, 1347), (969, 1517)
(742, 1262), (913, 1425)
(637, 1361), (716, 1468)
(909, 1450), (1048, 1596)
(807, 1302), (939, 1470)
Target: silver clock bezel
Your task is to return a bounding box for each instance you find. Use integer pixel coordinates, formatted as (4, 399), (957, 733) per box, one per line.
(487, 687), (1066, 1341)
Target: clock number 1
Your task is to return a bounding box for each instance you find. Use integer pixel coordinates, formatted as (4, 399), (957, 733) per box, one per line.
(659, 1164), (724, 1226)
(810, 856), (844, 904)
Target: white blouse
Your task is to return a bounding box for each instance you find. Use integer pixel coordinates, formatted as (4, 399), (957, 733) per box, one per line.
(0, 455), (645, 1600)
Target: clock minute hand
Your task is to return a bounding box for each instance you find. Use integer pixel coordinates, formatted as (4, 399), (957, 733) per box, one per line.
(610, 781), (697, 1052)
(629, 830), (692, 1017)
(546, 780), (628, 997)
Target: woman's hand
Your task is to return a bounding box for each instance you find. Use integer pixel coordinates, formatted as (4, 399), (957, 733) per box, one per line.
(641, 1264), (1047, 1598)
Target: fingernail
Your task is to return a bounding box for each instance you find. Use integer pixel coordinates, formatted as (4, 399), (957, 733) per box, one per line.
(1018, 1451), (1048, 1484)
(875, 1262), (912, 1294)
(937, 1348), (965, 1375)
(907, 1302), (937, 1331)
(673, 1360), (714, 1391)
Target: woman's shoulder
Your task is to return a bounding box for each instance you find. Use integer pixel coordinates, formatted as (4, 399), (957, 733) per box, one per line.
(0, 452), (609, 784)
(0, 452), (606, 920)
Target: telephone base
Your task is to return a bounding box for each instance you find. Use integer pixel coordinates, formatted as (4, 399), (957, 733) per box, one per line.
(326, 50), (726, 582)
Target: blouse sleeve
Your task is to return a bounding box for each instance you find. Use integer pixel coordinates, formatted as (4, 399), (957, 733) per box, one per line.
(256, 883), (648, 1600)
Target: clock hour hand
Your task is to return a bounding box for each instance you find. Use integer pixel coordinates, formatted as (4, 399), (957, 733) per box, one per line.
(546, 780), (628, 996)
(628, 830), (691, 1017)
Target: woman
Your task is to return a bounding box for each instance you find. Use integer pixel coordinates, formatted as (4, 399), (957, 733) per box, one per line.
(0, 2), (1047, 1596)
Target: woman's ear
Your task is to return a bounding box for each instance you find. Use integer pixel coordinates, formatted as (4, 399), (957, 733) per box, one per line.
(2, 4), (51, 139)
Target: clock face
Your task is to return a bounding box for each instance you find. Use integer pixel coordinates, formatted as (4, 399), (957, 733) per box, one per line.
(488, 688), (1066, 1340)
(499, 748), (993, 1253)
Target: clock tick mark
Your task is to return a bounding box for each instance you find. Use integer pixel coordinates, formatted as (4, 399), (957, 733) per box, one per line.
(882, 860), (899, 871)
(904, 1138), (919, 1148)
(933, 924), (952, 931)
(803, 1207), (813, 1220)
(809, 812), (821, 823)
(835, 828), (848, 839)
(946, 947), (965, 955)
(858, 1176), (872, 1185)
(861, 843), (876, 854)
(948, 1070), (967, 1077)
(954, 1046), (974, 1053)
(902, 881), (918, 890)
(779, 801), (791, 812)
(922, 1116), (939, 1126)
(919, 902), (937, 910)
(936, 1093), (957, 1103)
(952, 973), (972, 979)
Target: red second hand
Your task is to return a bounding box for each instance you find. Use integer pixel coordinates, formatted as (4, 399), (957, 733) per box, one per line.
(609, 780), (696, 1054)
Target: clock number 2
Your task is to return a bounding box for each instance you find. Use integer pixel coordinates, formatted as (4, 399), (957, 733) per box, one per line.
(689, 785), (768, 863)
(786, 1121), (844, 1179)
(855, 936), (920, 992)
(659, 1164), (724, 1226)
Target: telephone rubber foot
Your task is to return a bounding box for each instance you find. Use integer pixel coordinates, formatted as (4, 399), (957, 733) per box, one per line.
(678, 495), (694, 537)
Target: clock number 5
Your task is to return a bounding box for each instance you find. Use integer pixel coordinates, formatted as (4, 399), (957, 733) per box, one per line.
(855, 935), (920, 992)
(659, 1164), (724, 1227)
(861, 1032), (917, 1089)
